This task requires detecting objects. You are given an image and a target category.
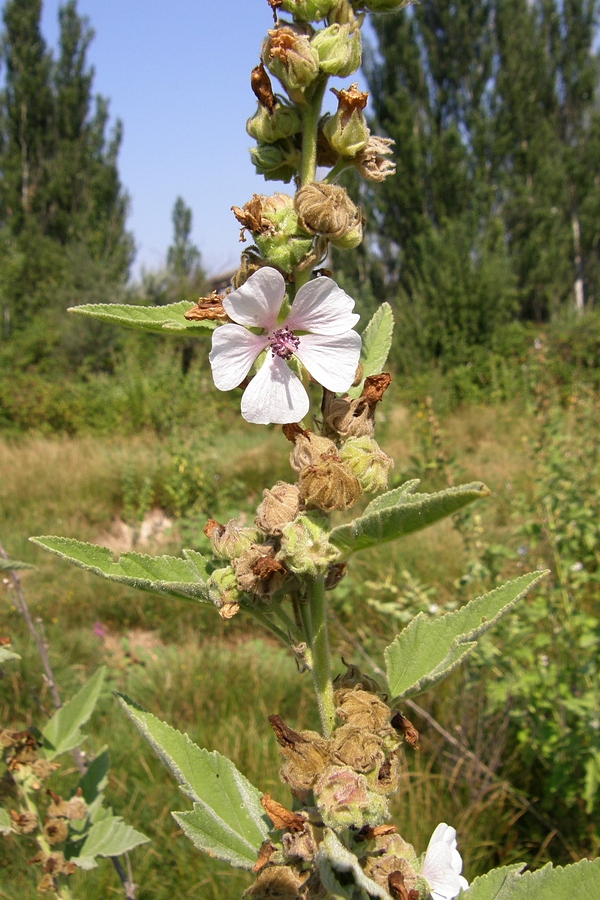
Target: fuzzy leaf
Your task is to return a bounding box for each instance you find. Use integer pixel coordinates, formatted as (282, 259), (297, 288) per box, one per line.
(385, 571), (547, 699)
(68, 300), (217, 334)
(362, 479), (421, 516)
(118, 695), (269, 870)
(460, 864), (526, 899)
(0, 558), (33, 570)
(79, 750), (111, 805)
(42, 667), (106, 759)
(482, 859), (600, 900)
(329, 482), (490, 557)
(30, 536), (210, 603)
(0, 807), (12, 834)
(0, 646), (21, 663)
(348, 303), (394, 398)
(73, 815), (149, 869)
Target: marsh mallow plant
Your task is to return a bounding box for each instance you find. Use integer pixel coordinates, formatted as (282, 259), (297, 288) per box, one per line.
(24, 1), (600, 897)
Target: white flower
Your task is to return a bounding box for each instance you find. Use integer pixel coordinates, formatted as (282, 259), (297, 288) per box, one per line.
(209, 267), (361, 425)
(422, 823), (469, 900)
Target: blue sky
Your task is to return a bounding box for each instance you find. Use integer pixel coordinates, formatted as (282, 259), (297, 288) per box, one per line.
(39, 1), (371, 280)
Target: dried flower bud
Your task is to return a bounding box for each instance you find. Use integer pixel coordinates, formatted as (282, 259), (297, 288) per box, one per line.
(44, 818), (69, 845)
(232, 249), (264, 289)
(333, 661), (382, 694)
(65, 795), (87, 820)
(11, 809), (38, 833)
(311, 23), (361, 78)
(251, 62), (276, 113)
(206, 566), (243, 618)
(322, 84), (370, 158)
(391, 711), (420, 750)
(184, 292), (229, 322)
(372, 751), (402, 796)
(278, 0), (336, 22)
(313, 764), (389, 829)
(269, 715), (331, 796)
(244, 864), (307, 899)
(262, 26), (320, 104)
(323, 373), (392, 440)
(31, 759), (58, 781)
(339, 435), (394, 493)
(250, 139), (302, 183)
(294, 182), (364, 249)
(353, 135), (396, 182)
(362, 832), (418, 895)
(288, 428), (337, 470)
(247, 100), (303, 144)
(279, 513), (339, 576)
(204, 519), (262, 560)
(234, 544), (288, 597)
(255, 481), (302, 534)
(335, 689), (392, 732)
(299, 452), (363, 512)
(331, 724), (385, 773)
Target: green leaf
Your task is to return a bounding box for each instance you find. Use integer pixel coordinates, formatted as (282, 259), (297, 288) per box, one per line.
(117, 695), (269, 870)
(30, 536), (210, 603)
(42, 667), (106, 760)
(0, 558), (34, 570)
(68, 300), (217, 334)
(362, 479), (421, 516)
(73, 815), (149, 869)
(0, 647), (21, 663)
(492, 859), (600, 900)
(461, 864), (526, 899)
(348, 303), (394, 399)
(0, 807), (12, 835)
(329, 482), (490, 557)
(79, 749), (110, 805)
(385, 571), (547, 699)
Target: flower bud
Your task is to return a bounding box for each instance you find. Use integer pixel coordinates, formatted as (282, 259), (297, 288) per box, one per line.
(278, 0), (337, 22)
(279, 513), (339, 577)
(358, 0), (413, 12)
(207, 566), (243, 618)
(234, 544), (288, 597)
(294, 182), (363, 247)
(335, 689), (392, 732)
(204, 518), (262, 560)
(255, 481), (302, 534)
(246, 100), (302, 144)
(353, 134), (397, 182)
(322, 83), (370, 158)
(314, 765), (389, 829)
(262, 26), (320, 104)
(287, 427), (338, 471)
(362, 832), (419, 896)
(243, 865), (307, 899)
(233, 193), (314, 273)
(339, 435), (394, 493)
(44, 818), (69, 845)
(269, 714), (331, 795)
(299, 451), (363, 511)
(312, 23), (362, 78)
(322, 373), (392, 440)
(331, 724), (385, 773)
(250, 138), (301, 183)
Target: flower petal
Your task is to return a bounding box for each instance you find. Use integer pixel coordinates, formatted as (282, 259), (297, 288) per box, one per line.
(295, 330), (361, 392)
(422, 823), (467, 900)
(223, 267), (286, 330)
(285, 277), (360, 335)
(241, 353), (310, 425)
(209, 324), (268, 391)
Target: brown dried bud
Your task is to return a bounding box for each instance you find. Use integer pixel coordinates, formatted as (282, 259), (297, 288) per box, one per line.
(184, 292), (229, 322)
(288, 429), (337, 471)
(353, 135), (397, 182)
(389, 872), (421, 900)
(299, 452), (363, 512)
(244, 864), (307, 899)
(335, 689), (392, 733)
(373, 751), (401, 796)
(333, 661), (382, 694)
(251, 62), (276, 113)
(269, 715), (330, 795)
(362, 832), (418, 895)
(205, 519), (262, 560)
(31, 759), (59, 781)
(330, 724), (385, 773)
(47, 792), (69, 819)
(255, 481), (302, 535)
(253, 841), (277, 873)
(325, 562), (346, 590)
(65, 795), (87, 820)
(322, 373), (392, 440)
(44, 818), (69, 845)
(11, 809), (38, 834)
(232, 249), (264, 290)
(261, 794), (306, 833)
(295, 182), (363, 244)
(282, 825), (316, 864)
(391, 711), (420, 750)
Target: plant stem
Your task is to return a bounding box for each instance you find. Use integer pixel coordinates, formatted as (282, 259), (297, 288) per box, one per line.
(306, 576), (335, 737)
(300, 75), (328, 188)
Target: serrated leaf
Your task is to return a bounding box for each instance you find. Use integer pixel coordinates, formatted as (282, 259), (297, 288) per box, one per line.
(330, 482), (490, 557)
(0, 647), (20, 663)
(42, 667), (106, 759)
(348, 303), (394, 398)
(385, 571), (547, 699)
(0, 807), (12, 834)
(68, 300), (217, 334)
(118, 695), (269, 869)
(494, 859), (600, 900)
(460, 864), (526, 899)
(73, 815), (149, 869)
(0, 558), (34, 570)
(30, 536), (210, 603)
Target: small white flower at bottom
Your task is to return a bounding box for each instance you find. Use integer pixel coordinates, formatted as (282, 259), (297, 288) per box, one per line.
(422, 823), (469, 900)
(209, 267), (361, 425)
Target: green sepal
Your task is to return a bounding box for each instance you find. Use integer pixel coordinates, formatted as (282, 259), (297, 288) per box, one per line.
(329, 482), (489, 557)
(42, 667), (106, 760)
(30, 536), (211, 603)
(385, 571), (547, 699)
(348, 303), (394, 398)
(117, 695), (270, 870)
(68, 301), (217, 334)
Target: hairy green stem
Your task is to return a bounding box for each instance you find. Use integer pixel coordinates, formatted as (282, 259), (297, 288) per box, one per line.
(306, 575), (335, 737)
(300, 75), (328, 188)
(246, 607), (292, 647)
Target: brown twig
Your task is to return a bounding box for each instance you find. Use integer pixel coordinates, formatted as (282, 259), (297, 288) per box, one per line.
(329, 607), (581, 862)
(0, 541), (139, 899)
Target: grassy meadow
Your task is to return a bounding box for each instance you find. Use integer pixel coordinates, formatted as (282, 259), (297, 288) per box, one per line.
(1, 337), (600, 896)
